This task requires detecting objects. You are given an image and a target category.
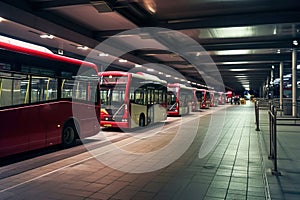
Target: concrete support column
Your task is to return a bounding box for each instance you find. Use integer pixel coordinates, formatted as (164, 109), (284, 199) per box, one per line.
(292, 49), (297, 117)
(279, 62), (283, 111)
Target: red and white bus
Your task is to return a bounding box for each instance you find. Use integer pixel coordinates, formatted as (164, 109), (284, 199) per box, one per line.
(99, 71), (167, 128)
(209, 90), (218, 107)
(218, 92), (226, 105)
(194, 88), (211, 109)
(226, 90), (233, 103)
(0, 36), (100, 158)
(167, 83), (194, 116)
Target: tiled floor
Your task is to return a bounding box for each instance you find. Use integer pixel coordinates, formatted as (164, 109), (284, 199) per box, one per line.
(2, 102), (298, 200)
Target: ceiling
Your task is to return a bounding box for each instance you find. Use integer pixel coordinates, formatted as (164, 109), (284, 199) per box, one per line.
(0, 0), (300, 94)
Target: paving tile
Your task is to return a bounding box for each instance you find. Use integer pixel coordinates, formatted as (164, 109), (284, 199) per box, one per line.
(174, 182), (208, 200)
(142, 181), (165, 193)
(225, 192), (247, 200)
(131, 191), (156, 200)
(227, 188), (247, 196)
(210, 180), (229, 189)
(203, 197), (224, 200)
(89, 192), (113, 200)
(216, 170), (232, 177)
(247, 195), (266, 200)
(230, 177), (247, 184)
(248, 178), (264, 187)
(100, 181), (129, 195)
(247, 186), (265, 195)
(205, 187), (227, 199)
(111, 187), (137, 200)
(213, 175), (231, 183)
(192, 174), (214, 183)
(228, 182), (247, 191)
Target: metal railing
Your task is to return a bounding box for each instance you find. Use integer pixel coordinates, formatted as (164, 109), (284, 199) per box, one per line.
(268, 104), (281, 176)
(255, 99), (300, 176)
(254, 99), (270, 131)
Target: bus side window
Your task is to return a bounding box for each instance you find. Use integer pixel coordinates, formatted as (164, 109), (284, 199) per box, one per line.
(61, 79), (74, 98)
(134, 89), (145, 105)
(31, 76), (58, 103)
(0, 72), (29, 107)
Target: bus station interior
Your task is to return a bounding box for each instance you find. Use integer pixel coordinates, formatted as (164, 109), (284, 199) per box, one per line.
(1, 0), (300, 200)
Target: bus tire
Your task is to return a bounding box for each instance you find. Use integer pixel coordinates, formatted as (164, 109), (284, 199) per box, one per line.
(139, 114), (145, 127)
(62, 121), (78, 148)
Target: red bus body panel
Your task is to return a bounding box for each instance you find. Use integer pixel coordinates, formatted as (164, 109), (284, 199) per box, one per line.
(0, 101), (99, 157)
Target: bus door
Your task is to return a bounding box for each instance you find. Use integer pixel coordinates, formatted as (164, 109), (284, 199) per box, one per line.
(147, 87), (155, 125)
(27, 76), (49, 150)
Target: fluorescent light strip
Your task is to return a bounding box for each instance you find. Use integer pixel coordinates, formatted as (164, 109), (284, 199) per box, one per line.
(77, 46), (88, 50)
(40, 34), (54, 39)
(119, 59), (127, 63)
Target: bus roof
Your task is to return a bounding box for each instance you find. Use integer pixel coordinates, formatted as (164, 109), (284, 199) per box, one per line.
(98, 71), (167, 85)
(167, 83), (194, 90)
(194, 88), (207, 92)
(0, 36), (97, 70)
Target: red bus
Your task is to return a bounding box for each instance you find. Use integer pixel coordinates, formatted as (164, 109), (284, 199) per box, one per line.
(0, 36), (100, 158)
(167, 83), (194, 116)
(99, 71), (167, 128)
(194, 88), (211, 109)
(226, 91), (233, 103)
(209, 90), (218, 107)
(218, 92), (226, 105)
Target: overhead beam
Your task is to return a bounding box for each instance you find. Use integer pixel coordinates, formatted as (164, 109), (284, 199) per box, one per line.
(33, 0), (89, 10)
(147, 54), (291, 64)
(160, 11), (300, 29)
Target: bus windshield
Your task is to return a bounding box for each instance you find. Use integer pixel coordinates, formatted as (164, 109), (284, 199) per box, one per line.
(167, 91), (177, 105)
(100, 85), (125, 108)
(196, 90), (204, 100)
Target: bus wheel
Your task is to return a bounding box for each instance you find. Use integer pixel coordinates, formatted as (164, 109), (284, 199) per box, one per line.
(139, 115), (145, 127)
(62, 122), (77, 148)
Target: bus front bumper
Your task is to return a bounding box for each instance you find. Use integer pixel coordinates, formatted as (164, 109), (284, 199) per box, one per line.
(100, 121), (129, 129)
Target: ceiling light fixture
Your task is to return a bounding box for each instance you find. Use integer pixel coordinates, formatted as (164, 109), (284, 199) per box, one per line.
(76, 45), (88, 50)
(135, 64), (142, 68)
(229, 69), (249, 72)
(99, 53), (109, 57)
(293, 40), (298, 46)
(40, 34), (54, 39)
(119, 59), (127, 63)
